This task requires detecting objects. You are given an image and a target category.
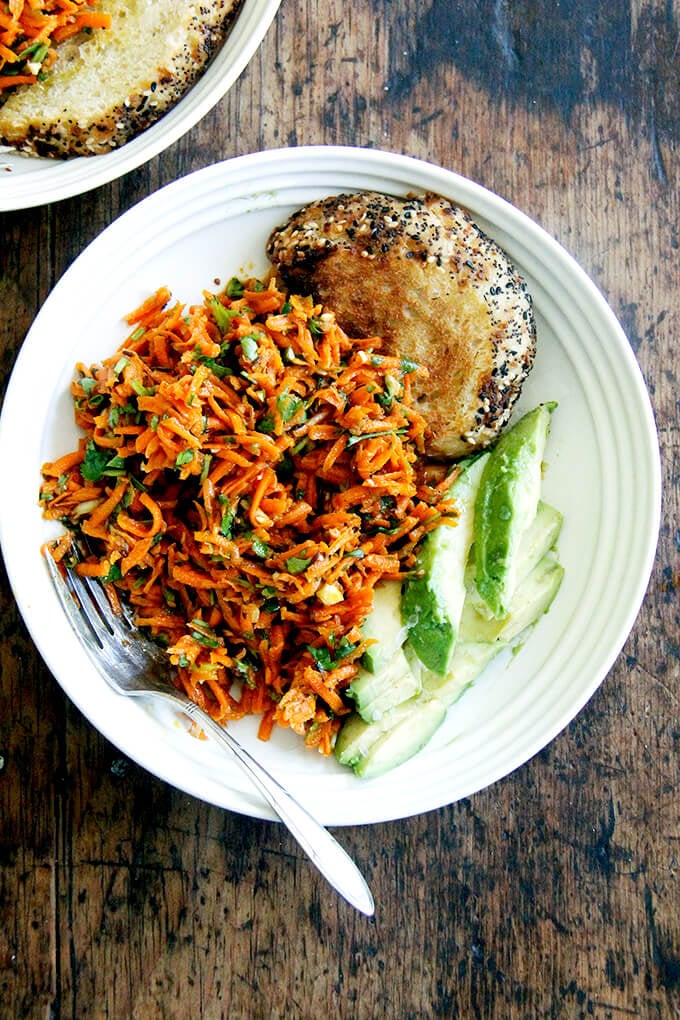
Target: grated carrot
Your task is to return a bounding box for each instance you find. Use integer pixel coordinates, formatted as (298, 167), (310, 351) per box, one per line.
(0, 1), (111, 90)
(40, 276), (459, 753)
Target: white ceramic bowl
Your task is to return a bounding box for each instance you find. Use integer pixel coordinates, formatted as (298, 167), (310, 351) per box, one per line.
(0, 146), (661, 824)
(0, 0), (281, 211)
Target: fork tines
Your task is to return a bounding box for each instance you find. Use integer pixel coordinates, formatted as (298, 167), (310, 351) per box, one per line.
(45, 548), (125, 649)
(44, 543), (160, 674)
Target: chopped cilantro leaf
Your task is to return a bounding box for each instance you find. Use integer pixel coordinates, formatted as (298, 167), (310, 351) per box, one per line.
(333, 635), (358, 660)
(219, 501), (236, 537)
(307, 645), (334, 671)
(80, 440), (109, 482)
(286, 555), (311, 574)
(258, 415), (276, 434)
(251, 536), (269, 558)
(306, 636), (358, 671)
(207, 297), (237, 334)
(102, 455), (127, 477)
(199, 356), (232, 379)
(103, 562), (122, 583)
(277, 391), (304, 422)
(226, 278), (244, 299)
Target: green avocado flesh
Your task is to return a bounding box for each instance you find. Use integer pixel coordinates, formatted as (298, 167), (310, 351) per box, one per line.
(473, 403), (557, 619)
(334, 403), (563, 779)
(402, 454), (488, 674)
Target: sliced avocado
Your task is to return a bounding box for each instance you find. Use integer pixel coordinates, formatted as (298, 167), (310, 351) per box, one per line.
(460, 549), (564, 644)
(336, 696), (447, 778)
(402, 453), (489, 675)
(336, 642), (505, 777)
(336, 551), (563, 778)
(465, 500), (563, 620)
(335, 716), (378, 769)
(335, 698), (418, 767)
(518, 500), (563, 576)
(419, 639), (505, 706)
(474, 402), (557, 619)
(348, 646), (421, 723)
(361, 579), (407, 673)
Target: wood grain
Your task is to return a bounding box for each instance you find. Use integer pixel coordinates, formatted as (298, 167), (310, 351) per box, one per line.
(1, 1), (678, 1017)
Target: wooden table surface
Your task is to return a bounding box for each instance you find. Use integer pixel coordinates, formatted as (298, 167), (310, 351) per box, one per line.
(1, 1), (678, 1017)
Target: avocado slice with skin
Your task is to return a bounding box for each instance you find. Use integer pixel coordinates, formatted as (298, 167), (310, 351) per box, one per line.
(474, 402), (557, 619)
(418, 639), (505, 706)
(465, 499), (563, 621)
(460, 549), (564, 644)
(335, 404), (565, 780)
(402, 453), (489, 675)
(336, 552), (563, 777)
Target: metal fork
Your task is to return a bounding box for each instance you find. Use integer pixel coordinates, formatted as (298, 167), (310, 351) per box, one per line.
(45, 552), (374, 916)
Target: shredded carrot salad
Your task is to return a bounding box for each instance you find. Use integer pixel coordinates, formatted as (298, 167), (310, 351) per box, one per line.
(40, 276), (459, 754)
(0, 1), (111, 91)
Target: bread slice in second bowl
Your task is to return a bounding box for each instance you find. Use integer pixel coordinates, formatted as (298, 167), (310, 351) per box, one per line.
(0, 0), (241, 158)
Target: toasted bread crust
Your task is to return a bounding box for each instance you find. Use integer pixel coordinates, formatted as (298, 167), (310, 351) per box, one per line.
(0, 0), (240, 158)
(267, 191), (536, 459)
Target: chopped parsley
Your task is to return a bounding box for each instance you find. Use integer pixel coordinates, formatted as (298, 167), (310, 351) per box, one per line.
(277, 391), (304, 422)
(207, 297), (238, 334)
(307, 636), (358, 671)
(250, 535), (269, 558)
(286, 555), (312, 574)
(81, 441), (111, 482)
(225, 277), (244, 299)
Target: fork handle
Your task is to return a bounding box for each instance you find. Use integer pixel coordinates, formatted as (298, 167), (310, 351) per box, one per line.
(177, 699), (375, 916)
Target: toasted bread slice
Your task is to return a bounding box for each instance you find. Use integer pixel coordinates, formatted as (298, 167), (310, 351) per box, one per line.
(267, 191), (537, 460)
(0, 0), (240, 158)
